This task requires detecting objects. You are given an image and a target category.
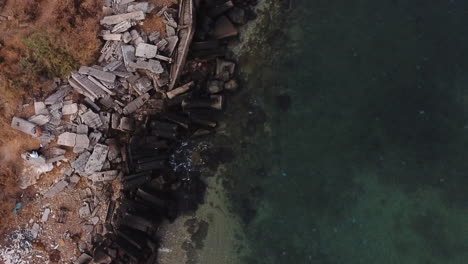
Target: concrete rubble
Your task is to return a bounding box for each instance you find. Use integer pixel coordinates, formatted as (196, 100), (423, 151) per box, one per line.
(6, 0), (252, 263)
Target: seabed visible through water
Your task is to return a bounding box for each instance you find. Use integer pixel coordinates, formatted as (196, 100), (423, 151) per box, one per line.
(193, 0), (468, 263)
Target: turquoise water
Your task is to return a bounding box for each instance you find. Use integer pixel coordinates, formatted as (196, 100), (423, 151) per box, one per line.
(215, 0), (468, 263)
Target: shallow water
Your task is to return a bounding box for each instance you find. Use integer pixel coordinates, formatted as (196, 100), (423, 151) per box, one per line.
(208, 0), (468, 263)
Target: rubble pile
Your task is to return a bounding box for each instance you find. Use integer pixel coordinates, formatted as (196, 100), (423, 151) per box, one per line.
(8, 0), (256, 263)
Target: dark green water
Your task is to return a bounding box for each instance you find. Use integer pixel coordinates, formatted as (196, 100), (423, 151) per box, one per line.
(215, 0), (468, 263)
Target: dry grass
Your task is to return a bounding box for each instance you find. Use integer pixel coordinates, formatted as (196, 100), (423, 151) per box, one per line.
(0, 0), (104, 236)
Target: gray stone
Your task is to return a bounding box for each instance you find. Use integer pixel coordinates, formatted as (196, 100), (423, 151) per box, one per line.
(131, 59), (164, 74)
(74, 134), (90, 153)
(134, 76), (153, 94)
(84, 144), (109, 174)
(31, 223), (40, 239)
(89, 170), (119, 182)
(11, 117), (38, 137)
(81, 110), (103, 129)
(70, 174), (81, 184)
(166, 81), (193, 99)
(105, 138), (119, 161)
(122, 45), (136, 71)
(165, 36), (179, 55)
(41, 208), (51, 222)
(123, 93), (150, 115)
(88, 131), (103, 150)
(72, 151), (91, 173)
(58, 132), (77, 147)
(76, 124), (89, 134)
(111, 113), (120, 129)
(122, 31), (132, 43)
(79, 203), (91, 218)
(34, 102), (49, 115)
(135, 43), (158, 58)
(28, 114), (51, 126)
(211, 16), (239, 39)
(43, 180), (69, 198)
(99, 112), (111, 131)
(45, 85), (72, 105)
(62, 103), (78, 115)
(119, 117), (135, 131)
(90, 216), (100, 225)
(127, 2), (149, 13)
(102, 34), (122, 41)
(79, 66), (116, 83)
(100, 11), (145, 25)
(112, 21), (132, 33)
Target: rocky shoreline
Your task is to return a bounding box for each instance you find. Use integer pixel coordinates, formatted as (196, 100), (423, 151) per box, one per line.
(4, 0), (257, 263)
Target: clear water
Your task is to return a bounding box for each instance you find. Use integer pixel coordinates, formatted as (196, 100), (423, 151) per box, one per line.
(214, 0), (468, 263)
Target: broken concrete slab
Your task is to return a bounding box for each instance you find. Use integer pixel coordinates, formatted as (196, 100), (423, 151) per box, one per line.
(28, 114), (51, 126)
(131, 59), (164, 74)
(88, 131), (103, 150)
(45, 85), (72, 105)
(77, 124), (89, 134)
(89, 170), (119, 182)
(11, 117), (40, 137)
(81, 110), (104, 129)
(62, 103), (78, 115)
(135, 43), (158, 58)
(100, 11), (145, 25)
(58, 132), (77, 147)
(34, 102), (49, 115)
(79, 66), (117, 83)
(41, 208), (51, 222)
(216, 58), (236, 80)
(72, 151), (91, 173)
(122, 45), (136, 71)
(105, 138), (120, 161)
(119, 117), (135, 131)
(43, 180), (69, 198)
(127, 2), (149, 13)
(165, 36), (179, 55)
(133, 76), (153, 94)
(111, 20), (132, 33)
(79, 202), (91, 218)
(166, 81), (194, 99)
(123, 93), (150, 115)
(31, 223), (40, 239)
(74, 134), (90, 153)
(84, 144), (110, 174)
(102, 34), (122, 41)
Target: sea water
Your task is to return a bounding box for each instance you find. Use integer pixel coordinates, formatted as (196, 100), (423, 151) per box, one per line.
(208, 0), (468, 263)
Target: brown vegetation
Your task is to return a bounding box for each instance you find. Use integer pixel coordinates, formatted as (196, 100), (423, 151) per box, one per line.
(0, 0), (103, 235)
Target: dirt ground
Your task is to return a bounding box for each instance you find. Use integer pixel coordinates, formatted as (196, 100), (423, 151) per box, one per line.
(0, 0), (178, 262)
(0, 0), (105, 237)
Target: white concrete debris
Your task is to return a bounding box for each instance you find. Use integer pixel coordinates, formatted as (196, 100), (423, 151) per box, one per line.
(79, 66), (117, 83)
(62, 103), (78, 115)
(43, 180), (69, 198)
(79, 202), (91, 218)
(102, 33), (122, 41)
(88, 170), (119, 182)
(123, 93), (150, 115)
(74, 134), (90, 153)
(81, 110), (103, 129)
(30, 223), (40, 239)
(84, 144), (110, 174)
(34, 102), (49, 115)
(11, 117), (38, 137)
(41, 208), (51, 222)
(135, 43), (158, 58)
(166, 81), (194, 99)
(100, 11), (145, 25)
(58, 132), (77, 147)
